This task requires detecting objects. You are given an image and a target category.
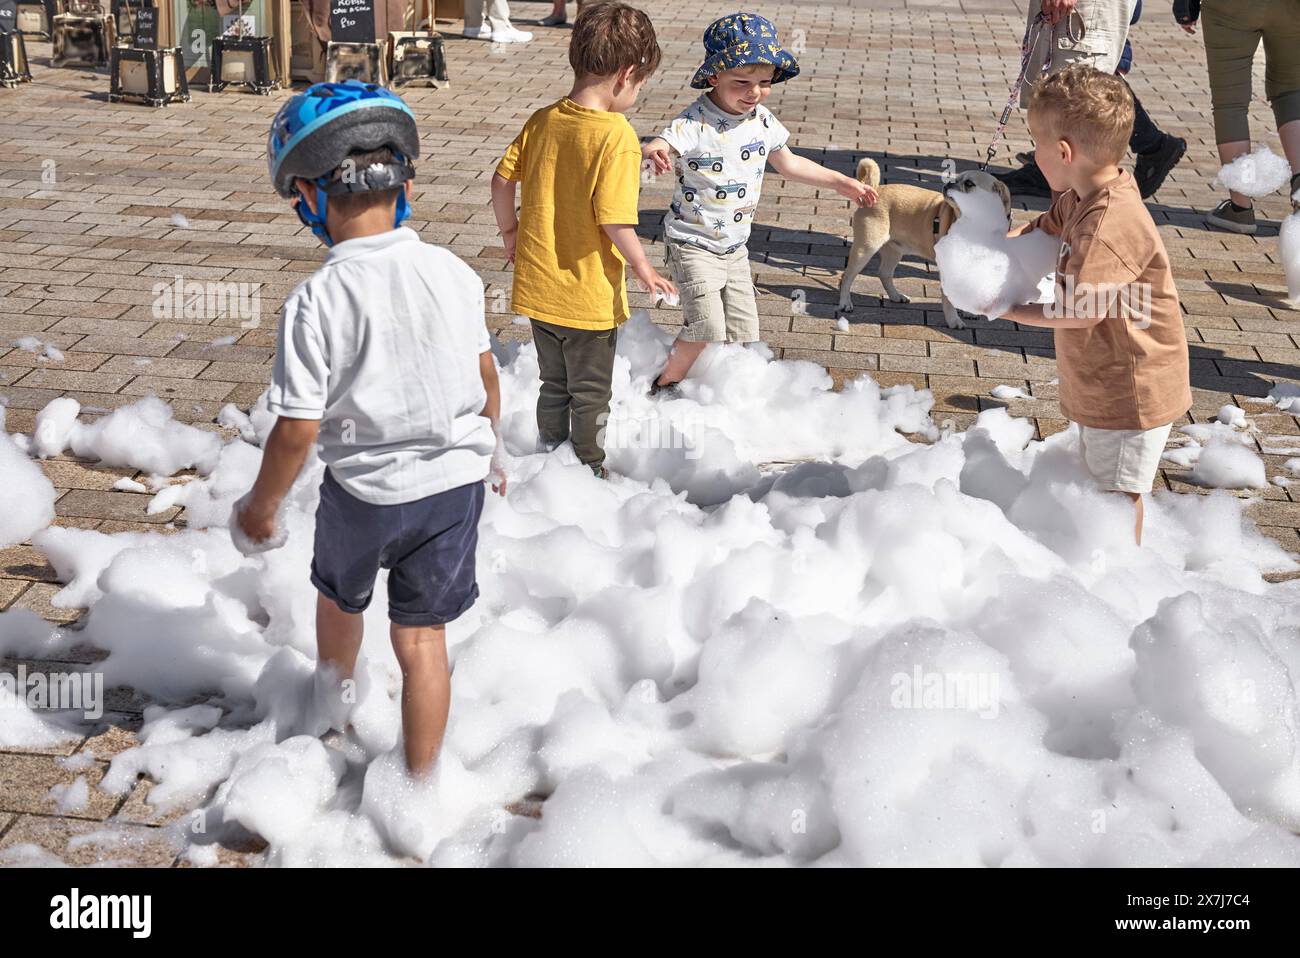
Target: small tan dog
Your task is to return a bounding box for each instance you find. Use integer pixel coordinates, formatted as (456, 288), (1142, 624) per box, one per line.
(837, 159), (1012, 329)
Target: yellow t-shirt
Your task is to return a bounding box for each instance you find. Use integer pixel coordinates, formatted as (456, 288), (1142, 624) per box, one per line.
(495, 98), (642, 331)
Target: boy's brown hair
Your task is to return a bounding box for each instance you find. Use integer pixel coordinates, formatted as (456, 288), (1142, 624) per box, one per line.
(569, 2), (661, 82)
(1029, 64), (1134, 165)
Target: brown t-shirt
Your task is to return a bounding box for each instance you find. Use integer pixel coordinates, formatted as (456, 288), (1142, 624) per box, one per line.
(1030, 170), (1191, 430)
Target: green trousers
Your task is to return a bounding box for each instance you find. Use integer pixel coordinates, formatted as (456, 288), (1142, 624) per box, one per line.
(530, 318), (618, 468)
(1202, 0), (1300, 143)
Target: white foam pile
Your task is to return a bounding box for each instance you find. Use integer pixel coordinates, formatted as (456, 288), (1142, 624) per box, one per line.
(1214, 146), (1293, 198)
(934, 189), (1059, 318)
(1282, 189), (1300, 305)
(991, 384), (1030, 401)
(5, 312), (1300, 867)
(0, 408), (56, 549)
(1159, 418), (1268, 490)
(31, 395), (222, 476)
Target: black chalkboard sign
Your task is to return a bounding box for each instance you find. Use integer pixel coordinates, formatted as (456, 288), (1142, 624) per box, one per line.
(133, 4), (157, 49)
(0, 0), (17, 36)
(330, 0), (375, 44)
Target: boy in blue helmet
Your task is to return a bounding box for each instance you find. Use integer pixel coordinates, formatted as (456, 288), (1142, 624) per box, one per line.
(239, 80), (505, 779)
(641, 12), (877, 393)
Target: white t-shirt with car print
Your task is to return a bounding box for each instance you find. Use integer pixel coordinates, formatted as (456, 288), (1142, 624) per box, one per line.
(659, 94), (790, 255)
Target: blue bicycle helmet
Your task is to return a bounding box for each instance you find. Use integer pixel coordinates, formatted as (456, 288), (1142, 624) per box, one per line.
(267, 81), (420, 246)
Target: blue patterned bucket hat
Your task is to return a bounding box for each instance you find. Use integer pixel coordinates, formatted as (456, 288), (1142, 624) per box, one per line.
(690, 13), (800, 90)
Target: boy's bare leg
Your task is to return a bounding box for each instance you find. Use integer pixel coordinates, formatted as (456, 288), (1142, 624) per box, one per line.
(310, 595), (365, 733)
(390, 623), (451, 778)
(1125, 491), (1144, 546)
(317, 592), (364, 681)
(656, 338), (708, 386)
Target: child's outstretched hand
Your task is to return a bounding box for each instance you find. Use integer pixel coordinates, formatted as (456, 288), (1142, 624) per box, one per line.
(838, 175), (878, 208)
(634, 262), (677, 301)
(488, 430), (508, 497)
(641, 140), (673, 176)
(230, 492), (288, 555)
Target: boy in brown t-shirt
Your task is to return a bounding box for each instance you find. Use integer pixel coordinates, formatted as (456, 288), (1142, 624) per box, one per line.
(987, 65), (1192, 544)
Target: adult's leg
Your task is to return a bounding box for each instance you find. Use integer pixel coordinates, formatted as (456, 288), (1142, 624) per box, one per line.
(531, 319), (573, 449)
(1202, 0), (1263, 208)
(541, 0), (566, 24)
(484, 0), (522, 35)
(1260, 0), (1300, 204)
(1129, 82), (1187, 199)
(1128, 86), (1163, 154)
(463, 0), (484, 31)
(1283, 120), (1300, 210)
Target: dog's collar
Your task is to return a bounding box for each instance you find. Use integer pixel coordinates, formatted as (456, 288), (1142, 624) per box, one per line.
(932, 215), (942, 237)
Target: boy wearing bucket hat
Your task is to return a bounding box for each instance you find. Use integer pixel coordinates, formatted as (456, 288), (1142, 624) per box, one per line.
(643, 12), (877, 392)
(239, 80), (506, 779)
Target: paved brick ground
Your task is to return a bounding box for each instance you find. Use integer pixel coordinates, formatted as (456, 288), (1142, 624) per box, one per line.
(2, 0), (1299, 864)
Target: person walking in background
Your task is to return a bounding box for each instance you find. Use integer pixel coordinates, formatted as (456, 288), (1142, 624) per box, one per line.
(996, 0), (1186, 201)
(539, 0), (581, 27)
(1175, 0), (1300, 233)
(997, 0), (1135, 198)
(1114, 0), (1186, 199)
(464, 0), (533, 43)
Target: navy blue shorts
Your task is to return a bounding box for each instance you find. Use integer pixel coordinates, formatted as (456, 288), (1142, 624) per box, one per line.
(310, 470), (485, 627)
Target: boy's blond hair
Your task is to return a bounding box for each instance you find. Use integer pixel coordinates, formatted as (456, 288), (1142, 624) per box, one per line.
(1029, 64), (1134, 165)
(569, 2), (661, 82)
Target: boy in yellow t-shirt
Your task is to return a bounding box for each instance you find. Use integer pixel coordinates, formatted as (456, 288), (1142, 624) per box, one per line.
(491, 2), (675, 476)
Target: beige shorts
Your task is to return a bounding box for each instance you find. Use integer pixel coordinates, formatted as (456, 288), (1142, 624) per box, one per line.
(1019, 0), (1137, 107)
(665, 241), (760, 343)
(1076, 421), (1173, 494)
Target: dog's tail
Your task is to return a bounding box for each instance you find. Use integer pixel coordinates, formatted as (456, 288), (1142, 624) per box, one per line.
(855, 156), (881, 189)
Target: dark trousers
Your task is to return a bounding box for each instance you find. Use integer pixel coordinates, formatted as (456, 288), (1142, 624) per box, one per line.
(1129, 87), (1164, 155)
(530, 318), (618, 468)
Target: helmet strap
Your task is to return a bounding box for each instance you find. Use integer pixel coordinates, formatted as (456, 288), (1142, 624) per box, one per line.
(295, 177), (334, 246)
(394, 188), (411, 229)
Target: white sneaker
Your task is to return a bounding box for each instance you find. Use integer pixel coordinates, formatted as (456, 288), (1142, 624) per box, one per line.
(490, 26), (533, 42)
(462, 25), (489, 38)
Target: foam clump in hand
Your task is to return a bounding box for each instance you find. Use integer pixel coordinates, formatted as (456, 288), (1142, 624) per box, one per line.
(1214, 145), (1292, 198)
(1281, 191), (1300, 305)
(654, 290), (680, 308)
(934, 189), (1058, 318)
(228, 492), (288, 555)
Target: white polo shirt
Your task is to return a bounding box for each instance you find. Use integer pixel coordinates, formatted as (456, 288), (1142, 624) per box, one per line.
(267, 227), (495, 505)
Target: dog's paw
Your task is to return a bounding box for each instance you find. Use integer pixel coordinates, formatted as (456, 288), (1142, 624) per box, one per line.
(836, 301), (855, 316)
(888, 292), (912, 304)
(945, 314), (968, 330)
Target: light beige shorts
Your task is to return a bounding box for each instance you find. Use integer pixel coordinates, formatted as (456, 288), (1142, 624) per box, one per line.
(1019, 0), (1137, 107)
(665, 241), (761, 343)
(1077, 421), (1173, 494)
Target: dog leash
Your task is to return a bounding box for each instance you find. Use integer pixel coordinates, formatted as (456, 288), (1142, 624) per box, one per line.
(979, 10), (1083, 171)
